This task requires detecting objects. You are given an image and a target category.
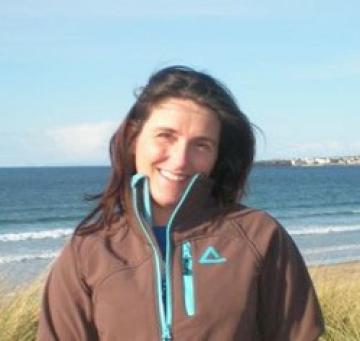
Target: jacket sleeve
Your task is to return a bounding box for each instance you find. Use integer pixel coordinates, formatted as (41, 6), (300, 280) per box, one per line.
(257, 225), (324, 341)
(37, 241), (98, 341)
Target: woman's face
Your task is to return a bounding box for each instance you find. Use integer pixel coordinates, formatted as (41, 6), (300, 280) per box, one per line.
(135, 98), (220, 224)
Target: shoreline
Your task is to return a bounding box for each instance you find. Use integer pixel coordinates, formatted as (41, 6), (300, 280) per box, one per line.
(309, 259), (360, 282)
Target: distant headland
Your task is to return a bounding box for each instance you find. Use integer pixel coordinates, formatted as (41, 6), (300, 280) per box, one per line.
(256, 155), (360, 167)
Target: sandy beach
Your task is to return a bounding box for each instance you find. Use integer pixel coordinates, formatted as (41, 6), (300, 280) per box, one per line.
(309, 260), (360, 283)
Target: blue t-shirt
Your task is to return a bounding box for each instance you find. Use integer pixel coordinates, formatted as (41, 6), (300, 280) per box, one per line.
(153, 225), (166, 259)
(153, 226), (167, 307)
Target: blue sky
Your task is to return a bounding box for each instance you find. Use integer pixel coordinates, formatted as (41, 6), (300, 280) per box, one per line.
(1, 0), (359, 166)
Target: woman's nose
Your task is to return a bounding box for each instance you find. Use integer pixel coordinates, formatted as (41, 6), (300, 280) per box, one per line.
(169, 142), (191, 169)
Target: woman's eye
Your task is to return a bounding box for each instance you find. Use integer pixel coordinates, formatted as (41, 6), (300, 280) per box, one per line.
(195, 142), (212, 151)
(156, 132), (173, 141)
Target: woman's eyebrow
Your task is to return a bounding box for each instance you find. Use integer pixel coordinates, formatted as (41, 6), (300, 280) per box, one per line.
(152, 127), (177, 134)
(152, 127), (218, 145)
(153, 127), (176, 132)
(194, 136), (218, 146)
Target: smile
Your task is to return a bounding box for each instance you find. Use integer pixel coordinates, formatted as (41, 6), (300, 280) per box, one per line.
(159, 169), (189, 182)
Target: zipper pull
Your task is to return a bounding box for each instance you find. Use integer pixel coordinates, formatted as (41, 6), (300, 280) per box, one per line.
(183, 257), (192, 275)
(163, 327), (172, 340)
(182, 241), (196, 317)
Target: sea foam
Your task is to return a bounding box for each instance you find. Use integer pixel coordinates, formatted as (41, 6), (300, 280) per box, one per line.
(0, 228), (73, 242)
(303, 243), (360, 255)
(288, 225), (360, 236)
(0, 251), (59, 264)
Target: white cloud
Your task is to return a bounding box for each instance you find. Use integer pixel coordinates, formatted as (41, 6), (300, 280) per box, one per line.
(0, 123), (118, 166)
(289, 141), (341, 151)
(283, 141), (360, 158)
(256, 139), (360, 160)
(46, 121), (118, 160)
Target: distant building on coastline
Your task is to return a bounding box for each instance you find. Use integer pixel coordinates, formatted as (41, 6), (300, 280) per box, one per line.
(256, 159), (292, 167)
(256, 155), (360, 167)
(291, 157), (331, 166)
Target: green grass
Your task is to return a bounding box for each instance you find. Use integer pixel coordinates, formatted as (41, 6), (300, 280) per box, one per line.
(1, 264), (359, 340)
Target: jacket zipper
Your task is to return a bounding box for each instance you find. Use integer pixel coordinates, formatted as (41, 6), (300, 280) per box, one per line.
(132, 173), (200, 340)
(164, 174), (200, 332)
(131, 176), (171, 341)
(181, 241), (196, 316)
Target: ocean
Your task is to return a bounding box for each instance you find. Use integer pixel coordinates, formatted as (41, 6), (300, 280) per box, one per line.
(0, 165), (359, 286)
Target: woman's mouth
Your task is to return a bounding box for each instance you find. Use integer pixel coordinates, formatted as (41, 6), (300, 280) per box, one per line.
(158, 169), (189, 182)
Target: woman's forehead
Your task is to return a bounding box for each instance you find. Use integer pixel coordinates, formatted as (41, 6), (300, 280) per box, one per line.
(143, 98), (220, 137)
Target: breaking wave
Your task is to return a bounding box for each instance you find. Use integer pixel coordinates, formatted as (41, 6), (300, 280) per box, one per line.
(0, 228), (73, 242)
(288, 225), (360, 236)
(303, 243), (360, 255)
(0, 251), (59, 264)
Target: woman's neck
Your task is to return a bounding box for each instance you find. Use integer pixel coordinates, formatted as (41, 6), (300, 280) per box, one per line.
(152, 203), (173, 226)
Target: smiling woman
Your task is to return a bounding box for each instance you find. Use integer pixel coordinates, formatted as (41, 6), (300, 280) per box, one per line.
(37, 66), (324, 341)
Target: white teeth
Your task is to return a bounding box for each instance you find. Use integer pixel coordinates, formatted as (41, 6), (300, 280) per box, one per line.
(159, 170), (187, 181)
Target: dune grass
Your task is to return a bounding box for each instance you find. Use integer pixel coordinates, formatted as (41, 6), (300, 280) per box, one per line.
(0, 279), (42, 341)
(310, 262), (360, 341)
(0, 263), (359, 341)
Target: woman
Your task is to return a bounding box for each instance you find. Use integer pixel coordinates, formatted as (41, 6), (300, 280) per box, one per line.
(37, 66), (324, 340)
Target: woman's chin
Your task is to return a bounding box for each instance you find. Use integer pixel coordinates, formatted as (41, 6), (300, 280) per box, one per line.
(152, 198), (179, 211)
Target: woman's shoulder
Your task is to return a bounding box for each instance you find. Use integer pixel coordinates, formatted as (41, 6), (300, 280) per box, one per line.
(51, 215), (149, 287)
(70, 215), (132, 253)
(222, 204), (294, 260)
(71, 214), (128, 245)
(53, 216), (128, 268)
(223, 204), (281, 231)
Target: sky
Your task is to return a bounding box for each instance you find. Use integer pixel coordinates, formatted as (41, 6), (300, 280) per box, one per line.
(1, 0), (359, 166)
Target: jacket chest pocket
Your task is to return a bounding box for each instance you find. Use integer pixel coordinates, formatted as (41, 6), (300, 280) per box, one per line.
(181, 241), (196, 317)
